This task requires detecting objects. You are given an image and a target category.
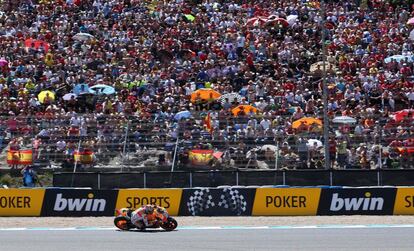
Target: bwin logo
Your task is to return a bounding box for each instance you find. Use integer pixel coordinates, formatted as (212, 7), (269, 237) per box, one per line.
(330, 192), (384, 211)
(54, 193), (106, 212)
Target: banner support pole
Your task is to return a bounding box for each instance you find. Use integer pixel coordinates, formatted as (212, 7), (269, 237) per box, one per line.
(70, 139), (82, 187)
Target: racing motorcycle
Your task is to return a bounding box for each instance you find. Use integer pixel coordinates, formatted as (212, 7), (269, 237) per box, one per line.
(114, 208), (178, 231)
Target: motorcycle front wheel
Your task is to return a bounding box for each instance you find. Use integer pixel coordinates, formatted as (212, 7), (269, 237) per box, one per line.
(160, 217), (178, 231)
(114, 216), (133, 231)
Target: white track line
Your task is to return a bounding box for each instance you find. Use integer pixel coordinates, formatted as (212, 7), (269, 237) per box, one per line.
(1, 225), (414, 231)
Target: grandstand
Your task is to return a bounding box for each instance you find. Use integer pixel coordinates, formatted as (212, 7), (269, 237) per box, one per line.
(0, 0), (414, 185)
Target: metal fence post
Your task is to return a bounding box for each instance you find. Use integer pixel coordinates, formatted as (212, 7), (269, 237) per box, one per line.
(330, 170), (333, 186)
(189, 172), (193, 188)
(377, 170), (380, 186)
(70, 139), (82, 187)
(171, 134), (179, 172)
(274, 142), (279, 170)
(282, 171), (286, 185)
(236, 171), (239, 186)
(121, 121), (129, 173)
(321, 0), (330, 170)
(97, 173), (101, 189)
(143, 172), (147, 188)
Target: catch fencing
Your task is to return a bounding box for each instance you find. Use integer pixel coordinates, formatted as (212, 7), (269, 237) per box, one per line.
(2, 113), (413, 172)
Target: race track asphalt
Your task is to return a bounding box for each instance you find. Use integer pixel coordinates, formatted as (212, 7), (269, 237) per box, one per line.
(1, 227), (414, 251)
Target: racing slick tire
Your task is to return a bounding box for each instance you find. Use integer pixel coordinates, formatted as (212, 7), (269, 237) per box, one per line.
(161, 217), (178, 231)
(114, 216), (134, 231)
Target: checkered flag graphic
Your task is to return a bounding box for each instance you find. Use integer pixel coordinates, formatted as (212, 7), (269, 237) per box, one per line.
(217, 188), (247, 215)
(187, 188), (215, 216)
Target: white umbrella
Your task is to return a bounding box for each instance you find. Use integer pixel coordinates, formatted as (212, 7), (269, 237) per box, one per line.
(332, 116), (357, 124)
(310, 61), (337, 73)
(118, 73), (132, 82)
(220, 93), (242, 104)
(287, 15), (298, 26)
(384, 55), (413, 63)
(410, 30), (414, 41)
(261, 145), (278, 152)
(63, 93), (77, 101)
(307, 139), (323, 148)
(73, 33), (95, 41)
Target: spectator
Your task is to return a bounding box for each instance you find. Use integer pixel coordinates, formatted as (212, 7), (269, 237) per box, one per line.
(297, 138), (309, 169)
(0, 0), (413, 171)
(21, 166), (37, 187)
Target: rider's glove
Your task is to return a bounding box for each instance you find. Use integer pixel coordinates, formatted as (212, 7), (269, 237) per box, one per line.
(143, 217), (149, 226)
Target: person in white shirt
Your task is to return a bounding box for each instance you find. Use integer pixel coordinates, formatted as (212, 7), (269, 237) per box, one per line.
(406, 89), (414, 107)
(56, 140), (67, 151)
(70, 116), (81, 127)
(260, 118), (271, 131)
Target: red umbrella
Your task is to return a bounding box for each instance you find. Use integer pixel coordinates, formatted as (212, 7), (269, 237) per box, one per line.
(246, 17), (267, 27)
(24, 38), (50, 53)
(394, 109), (414, 123)
(324, 21), (335, 30)
(266, 18), (289, 28)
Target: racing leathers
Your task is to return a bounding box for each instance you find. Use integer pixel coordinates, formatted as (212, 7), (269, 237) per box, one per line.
(130, 205), (168, 229)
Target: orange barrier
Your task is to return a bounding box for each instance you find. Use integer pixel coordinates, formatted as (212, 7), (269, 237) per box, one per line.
(7, 149), (33, 165)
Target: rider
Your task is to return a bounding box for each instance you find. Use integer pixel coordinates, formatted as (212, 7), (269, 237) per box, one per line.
(130, 204), (168, 229)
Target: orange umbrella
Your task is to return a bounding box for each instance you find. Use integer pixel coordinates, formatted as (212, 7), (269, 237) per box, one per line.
(232, 105), (259, 116)
(292, 117), (322, 129)
(190, 88), (221, 103)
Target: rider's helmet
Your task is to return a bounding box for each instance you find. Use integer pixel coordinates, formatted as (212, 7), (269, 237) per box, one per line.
(144, 205), (155, 214)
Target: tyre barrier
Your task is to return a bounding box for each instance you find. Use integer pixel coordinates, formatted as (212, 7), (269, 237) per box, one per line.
(1, 186), (414, 216)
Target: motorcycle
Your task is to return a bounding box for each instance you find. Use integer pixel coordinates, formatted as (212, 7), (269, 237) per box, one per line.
(114, 208), (178, 231)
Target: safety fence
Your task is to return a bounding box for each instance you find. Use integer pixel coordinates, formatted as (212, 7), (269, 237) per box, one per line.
(2, 113), (414, 172)
(53, 169), (414, 189)
(1, 186), (414, 216)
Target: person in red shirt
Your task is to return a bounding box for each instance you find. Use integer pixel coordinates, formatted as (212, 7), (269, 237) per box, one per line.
(67, 125), (80, 141)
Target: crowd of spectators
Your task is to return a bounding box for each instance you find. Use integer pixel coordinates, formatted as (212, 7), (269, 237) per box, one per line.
(0, 0), (414, 171)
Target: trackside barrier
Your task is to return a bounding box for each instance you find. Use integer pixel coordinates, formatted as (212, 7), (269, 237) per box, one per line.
(0, 189), (45, 216)
(115, 189), (183, 216)
(41, 189), (118, 217)
(2, 187), (414, 216)
(252, 188), (321, 216)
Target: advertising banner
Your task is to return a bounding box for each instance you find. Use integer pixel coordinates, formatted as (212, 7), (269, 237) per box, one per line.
(179, 188), (256, 216)
(252, 188), (321, 216)
(0, 189), (45, 216)
(393, 187), (414, 215)
(41, 189), (118, 216)
(317, 188), (397, 215)
(116, 189), (182, 216)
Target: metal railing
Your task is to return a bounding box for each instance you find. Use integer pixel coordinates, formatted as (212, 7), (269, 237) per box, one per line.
(1, 113), (413, 172)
